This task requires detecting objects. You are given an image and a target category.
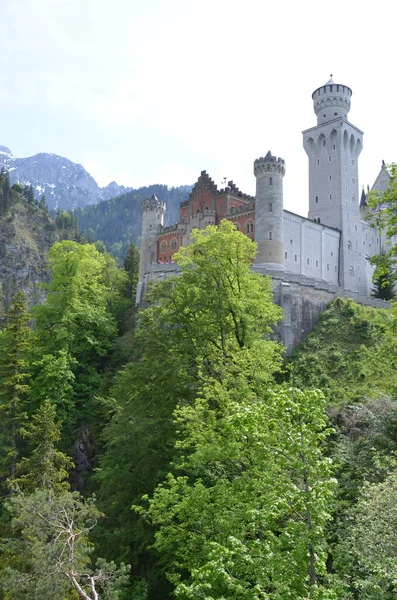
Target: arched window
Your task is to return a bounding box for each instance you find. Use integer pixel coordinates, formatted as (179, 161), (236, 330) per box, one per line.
(246, 222), (254, 234)
(161, 242), (167, 253)
(171, 239), (177, 251)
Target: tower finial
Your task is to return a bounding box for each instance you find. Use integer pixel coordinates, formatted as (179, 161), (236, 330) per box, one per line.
(325, 74), (334, 84)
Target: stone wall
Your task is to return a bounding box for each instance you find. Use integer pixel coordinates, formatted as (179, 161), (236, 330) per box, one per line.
(253, 267), (389, 352)
(138, 263), (389, 352)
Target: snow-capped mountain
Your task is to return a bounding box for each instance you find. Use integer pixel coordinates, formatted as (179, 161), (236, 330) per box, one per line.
(0, 146), (132, 211)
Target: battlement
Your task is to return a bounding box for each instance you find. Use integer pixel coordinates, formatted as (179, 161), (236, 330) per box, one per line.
(312, 80), (352, 125)
(187, 170), (218, 200)
(142, 193), (166, 213)
(254, 151), (285, 176)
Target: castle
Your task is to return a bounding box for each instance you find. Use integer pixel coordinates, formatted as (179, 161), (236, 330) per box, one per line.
(136, 78), (391, 349)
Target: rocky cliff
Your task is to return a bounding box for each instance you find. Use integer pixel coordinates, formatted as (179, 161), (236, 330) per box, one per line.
(0, 193), (58, 319)
(0, 146), (132, 212)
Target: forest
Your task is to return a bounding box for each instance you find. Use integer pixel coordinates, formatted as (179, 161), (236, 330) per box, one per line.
(1, 167), (397, 599)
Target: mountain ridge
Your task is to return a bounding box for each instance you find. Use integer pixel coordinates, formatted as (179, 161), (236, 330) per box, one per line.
(0, 146), (133, 212)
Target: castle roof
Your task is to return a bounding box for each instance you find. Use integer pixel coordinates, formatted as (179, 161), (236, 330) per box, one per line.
(360, 187), (367, 208)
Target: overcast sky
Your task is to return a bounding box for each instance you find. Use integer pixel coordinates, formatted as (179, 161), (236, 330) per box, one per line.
(1, 0), (396, 216)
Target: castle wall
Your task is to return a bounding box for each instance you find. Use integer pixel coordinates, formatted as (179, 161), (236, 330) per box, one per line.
(140, 263), (389, 352)
(283, 211), (340, 284)
(253, 267), (389, 352)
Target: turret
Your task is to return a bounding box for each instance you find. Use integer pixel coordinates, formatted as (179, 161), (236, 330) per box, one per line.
(137, 194), (165, 294)
(253, 151), (285, 269)
(312, 75), (352, 125)
(303, 77), (367, 294)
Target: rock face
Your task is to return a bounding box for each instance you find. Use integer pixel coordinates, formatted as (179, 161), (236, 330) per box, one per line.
(0, 147), (132, 212)
(0, 200), (58, 319)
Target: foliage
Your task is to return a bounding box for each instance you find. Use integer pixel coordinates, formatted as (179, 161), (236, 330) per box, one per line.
(96, 221), (283, 596)
(366, 163), (397, 294)
(287, 297), (397, 404)
(140, 382), (336, 599)
(371, 252), (396, 300)
(123, 243), (139, 300)
(2, 490), (130, 600)
(14, 402), (73, 494)
(31, 241), (119, 432)
(0, 292), (32, 494)
(334, 469), (397, 599)
(74, 184), (191, 262)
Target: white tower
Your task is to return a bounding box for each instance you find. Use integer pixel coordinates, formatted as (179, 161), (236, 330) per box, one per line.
(303, 77), (365, 291)
(254, 151), (285, 269)
(137, 193), (165, 285)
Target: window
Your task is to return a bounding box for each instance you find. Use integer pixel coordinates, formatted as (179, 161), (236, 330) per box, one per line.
(315, 195), (319, 203)
(334, 112), (338, 116)
(246, 222), (254, 233)
(352, 159), (355, 165)
(290, 239), (293, 244)
(323, 140), (326, 146)
(355, 224), (357, 232)
(161, 242), (167, 253)
(269, 177), (273, 185)
(329, 194), (332, 200)
(352, 178), (355, 184)
(317, 159), (320, 166)
(335, 266), (337, 272)
(171, 240), (177, 251)
(149, 224), (152, 230)
(327, 264), (330, 271)
(349, 266), (354, 276)
(333, 144), (336, 149)
(295, 254), (298, 262)
(269, 203), (273, 212)
(285, 251), (288, 259)
(352, 194), (356, 201)
(329, 174), (332, 181)
(344, 166), (348, 172)
(316, 260), (319, 267)
(329, 156), (332, 162)
(307, 258), (310, 265)
(348, 241), (352, 250)
(268, 231), (273, 240)
(345, 185), (348, 191)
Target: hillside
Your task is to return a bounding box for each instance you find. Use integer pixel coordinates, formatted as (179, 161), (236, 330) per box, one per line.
(0, 179), (58, 317)
(0, 146), (132, 212)
(74, 183), (191, 260)
(287, 297), (397, 404)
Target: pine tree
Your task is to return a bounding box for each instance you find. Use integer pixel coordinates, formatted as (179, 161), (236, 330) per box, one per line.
(14, 402), (73, 494)
(123, 242), (140, 299)
(0, 292), (31, 494)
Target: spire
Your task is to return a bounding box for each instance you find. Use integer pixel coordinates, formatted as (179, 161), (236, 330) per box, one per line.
(264, 150), (272, 161)
(360, 186), (367, 209)
(325, 74), (334, 84)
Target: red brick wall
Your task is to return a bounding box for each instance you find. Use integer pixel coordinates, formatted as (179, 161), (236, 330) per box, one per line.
(157, 233), (183, 262)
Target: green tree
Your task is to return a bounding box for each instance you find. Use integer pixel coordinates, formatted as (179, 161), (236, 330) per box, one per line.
(334, 468), (397, 599)
(0, 292), (31, 493)
(366, 163), (397, 293)
(123, 243), (139, 300)
(32, 241), (118, 433)
(14, 402), (73, 494)
(97, 221), (283, 596)
(139, 382), (336, 600)
(2, 490), (130, 600)
(371, 252), (396, 300)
